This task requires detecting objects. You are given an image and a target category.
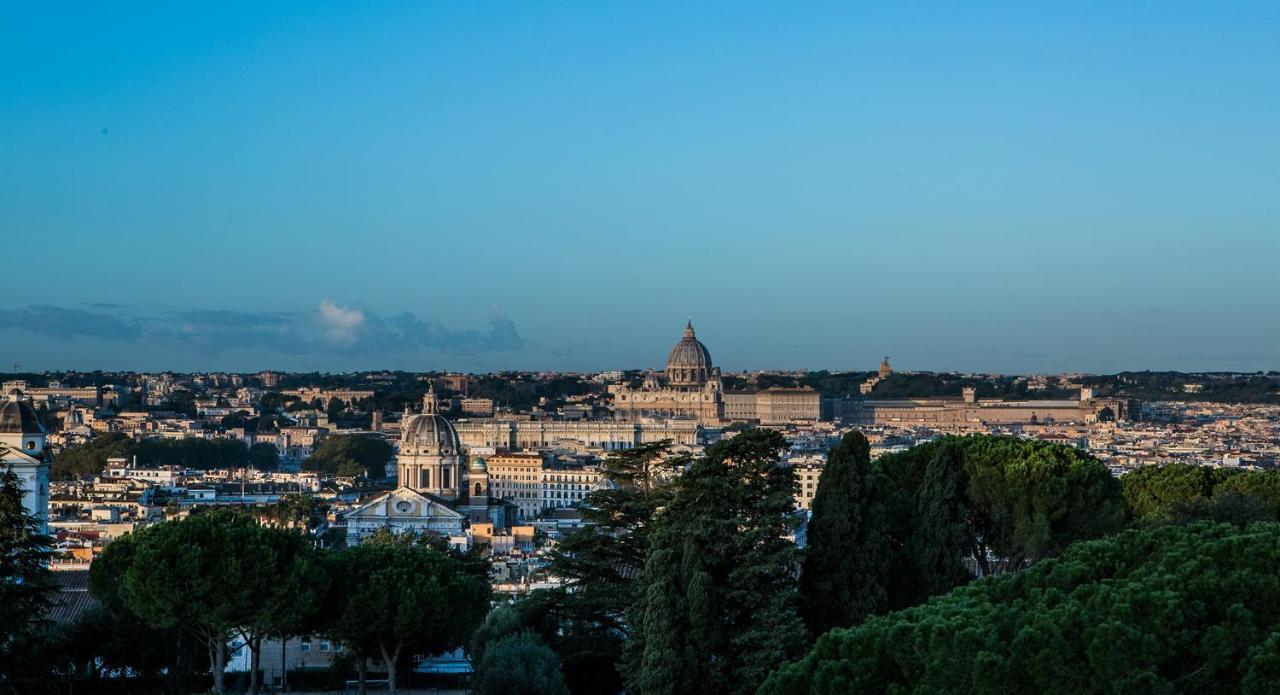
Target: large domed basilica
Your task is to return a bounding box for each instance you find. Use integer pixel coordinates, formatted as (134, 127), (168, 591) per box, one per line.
(609, 321), (725, 424)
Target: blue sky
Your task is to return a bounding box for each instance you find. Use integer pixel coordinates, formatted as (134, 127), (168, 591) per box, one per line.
(2, 2), (1278, 374)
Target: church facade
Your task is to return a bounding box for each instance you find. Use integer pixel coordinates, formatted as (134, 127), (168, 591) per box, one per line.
(0, 396), (51, 535)
(342, 386), (503, 545)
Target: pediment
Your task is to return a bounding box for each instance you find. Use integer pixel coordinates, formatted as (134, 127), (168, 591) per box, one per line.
(345, 486), (465, 521)
(0, 446), (43, 467)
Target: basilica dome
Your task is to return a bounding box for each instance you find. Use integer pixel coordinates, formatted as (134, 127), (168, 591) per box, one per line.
(666, 320), (713, 387)
(0, 399), (43, 434)
(401, 387), (460, 456)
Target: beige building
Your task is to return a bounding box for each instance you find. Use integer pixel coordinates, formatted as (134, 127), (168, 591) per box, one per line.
(756, 388), (822, 425)
(282, 386), (375, 407)
(853, 387), (1134, 428)
(609, 321), (726, 424)
(608, 321), (823, 426)
(486, 451), (546, 520)
(790, 457), (825, 510)
(455, 419), (699, 452)
(542, 461), (605, 511)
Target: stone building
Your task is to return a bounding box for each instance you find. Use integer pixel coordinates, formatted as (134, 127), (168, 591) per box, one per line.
(609, 321), (725, 424)
(852, 386), (1135, 428)
(342, 386), (502, 545)
(0, 397), (51, 534)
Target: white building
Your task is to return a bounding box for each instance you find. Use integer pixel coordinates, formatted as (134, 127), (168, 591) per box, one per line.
(1, 399), (51, 534)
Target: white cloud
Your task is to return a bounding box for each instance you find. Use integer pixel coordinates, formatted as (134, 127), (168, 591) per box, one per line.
(317, 299), (365, 344)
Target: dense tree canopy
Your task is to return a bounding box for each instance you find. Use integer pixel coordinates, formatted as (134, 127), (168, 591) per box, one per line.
(321, 541), (490, 694)
(248, 441), (279, 470)
(763, 522), (1280, 694)
(303, 434), (393, 478)
(1123, 463), (1280, 524)
(114, 509), (320, 694)
(799, 435), (1127, 641)
(877, 435), (1127, 576)
(472, 632), (570, 695)
(624, 430), (806, 695)
(51, 431), (134, 479)
(57, 435), (253, 479)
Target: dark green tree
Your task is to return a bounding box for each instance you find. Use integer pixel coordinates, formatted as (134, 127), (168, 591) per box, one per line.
(1121, 462), (1220, 523)
(0, 469), (54, 691)
(472, 632), (570, 695)
(322, 541), (490, 694)
(51, 431), (135, 480)
(470, 605), (526, 666)
(903, 441), (972, 602)
(248, 441), (280, 470)
(87, 533), (207, 691)
(624, 430), (806, 695)
(118, 509), (312, 694)
(799, 431), (889, 636)
(763, 522), (1280, 694)
(303, 434), (393, 478)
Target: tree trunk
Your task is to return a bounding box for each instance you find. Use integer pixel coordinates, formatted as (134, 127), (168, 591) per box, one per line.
(357, 656), (368, 695)
(281, 635), (289, 691)
(380, 643), (402, 695)
(249, 635), (262, 695)
(209, 637), (228, 694)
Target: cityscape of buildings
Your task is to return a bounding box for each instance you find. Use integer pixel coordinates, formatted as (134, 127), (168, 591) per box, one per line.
(4, 320), (1280, 683)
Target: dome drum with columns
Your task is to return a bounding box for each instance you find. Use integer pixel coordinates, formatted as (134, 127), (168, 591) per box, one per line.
(665, 320), (715, 387)
(397, 385), (464, 499)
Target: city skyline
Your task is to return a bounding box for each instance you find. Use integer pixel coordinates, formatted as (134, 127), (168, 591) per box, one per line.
(4, 3), (1279, 373)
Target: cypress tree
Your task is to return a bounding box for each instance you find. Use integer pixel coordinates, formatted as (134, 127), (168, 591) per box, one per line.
(625, 430), (806, 695)
(904, 442), (971, 603)
(798, 431), (891, 636)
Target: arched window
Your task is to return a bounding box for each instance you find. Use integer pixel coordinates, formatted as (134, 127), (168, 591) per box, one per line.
(475, 482), (483, 496)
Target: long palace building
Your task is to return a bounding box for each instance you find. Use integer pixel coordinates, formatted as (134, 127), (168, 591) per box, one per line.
(851, 386), (1135, 427)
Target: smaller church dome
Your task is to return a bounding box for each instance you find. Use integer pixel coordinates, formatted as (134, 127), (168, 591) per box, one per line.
(469, 456), (488, 473)
(400, 385), (460, 455)
(0, 400), (43, 434)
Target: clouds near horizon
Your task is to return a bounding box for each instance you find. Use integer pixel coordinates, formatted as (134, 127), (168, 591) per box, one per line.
(0, 300), (528, 360)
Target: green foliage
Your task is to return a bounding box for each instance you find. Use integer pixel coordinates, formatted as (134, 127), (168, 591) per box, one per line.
(0, 470), (54, 690)
(624, 430), (807, 695)
(519, 441), (682, 694)
(1122, 464), (1280, 526)
(1122, 462), (1223, 522)
(799, 435), (1125, 640)
(51, 432), (134, 480)
(959, 435), (1127, 570)
(472, 632), (570, 695)
(115, 509), (321, 694)
(248, 441), (279, 470)
(303, 434), (393, 478)
(134, 437), (248, 470)
(321, 541), (490, 693)
(799, 431), (890, 635)
(762, 522), (1280, 694)
(470, 605), (526, 666)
